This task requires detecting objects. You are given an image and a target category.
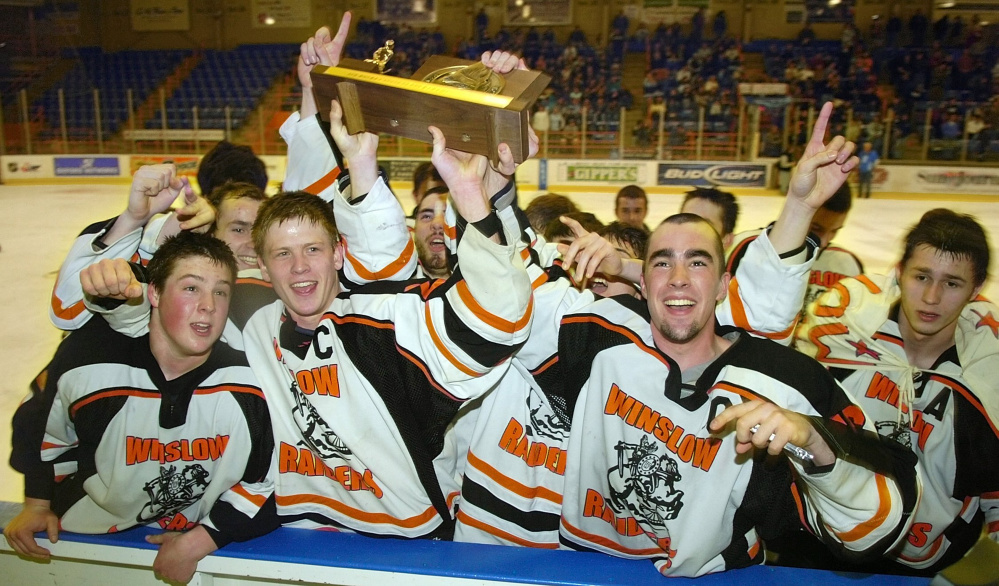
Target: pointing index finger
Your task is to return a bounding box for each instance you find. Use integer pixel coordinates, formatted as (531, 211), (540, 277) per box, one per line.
(809, 101), (834, 149)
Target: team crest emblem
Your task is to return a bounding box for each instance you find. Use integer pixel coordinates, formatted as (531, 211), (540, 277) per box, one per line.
(875, 420), (912, 448)
(848, 339), (881, 359)
(608, 435), (684, 529)
(137, 464), (210, 523)
(289, 378), (352, 460)
(526, 388), (569, 442)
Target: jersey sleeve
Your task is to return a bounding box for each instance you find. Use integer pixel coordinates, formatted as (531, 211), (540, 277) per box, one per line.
(331, 174), (419, 287)
(716, 229), (814, 345)
(10, 363), (61, 500)
(49, 219), (143, 330)
(280, 111), (343, 197)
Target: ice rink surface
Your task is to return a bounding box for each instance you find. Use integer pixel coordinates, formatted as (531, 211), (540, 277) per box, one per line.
(1, 181), (997, 504)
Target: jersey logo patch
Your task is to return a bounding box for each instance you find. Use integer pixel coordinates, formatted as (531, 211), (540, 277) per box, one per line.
(608, 435), (684, 528)
(848, 339), (881, 360)
(137, 464), (210, 523)
(527, 388), (569, 442)
(972, 309), (999, 338)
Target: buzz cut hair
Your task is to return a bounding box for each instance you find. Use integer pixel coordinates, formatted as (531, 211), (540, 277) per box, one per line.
(681, 187), (739, 237)
(147, 231), (238, 292)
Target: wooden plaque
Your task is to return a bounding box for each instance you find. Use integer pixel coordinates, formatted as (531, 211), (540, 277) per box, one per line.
(311, 56), (551, 164)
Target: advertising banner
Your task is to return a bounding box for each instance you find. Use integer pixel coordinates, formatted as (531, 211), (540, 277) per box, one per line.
(129, 155), (199, 177)
(551, 160), (651, 186)
(54, 156), (122, 177)
(871, 165), (999, 196)
(1, 156), (54, 182)
(130, 0), (190, 32)
(251, 0), (310, 28)
(656, 162), (768, 188)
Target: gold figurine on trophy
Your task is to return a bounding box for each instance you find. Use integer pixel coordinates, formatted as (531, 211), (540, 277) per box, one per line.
(364, 40), (394, 73)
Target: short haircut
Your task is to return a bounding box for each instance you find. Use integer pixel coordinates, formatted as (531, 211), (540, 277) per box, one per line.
(901, 209), (990, 286)
(616, 185), (648, 206)
(197, 141), (268, 197)
(600, 221), (650, 259)
(206, 181), (267, 210)
(525, 193), (579, 234)
(653, 213), (726, 275)
(681, 188), (739, 236)
(412, 162), (443, 198)
(252, 191), (339, 255)
(147, 231), (237, 292)
(412, 185), (450, 217)
(822, 182), (853, 214)
(544, 212), (605, 242)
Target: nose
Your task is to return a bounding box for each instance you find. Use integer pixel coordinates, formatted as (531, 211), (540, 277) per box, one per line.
(923, 281), (942, 305)
(669, 263), (690, 287)
(200, 291), (216, 313)
(291, 251), (308, 274)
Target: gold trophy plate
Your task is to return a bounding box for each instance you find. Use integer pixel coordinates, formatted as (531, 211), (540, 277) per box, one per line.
(311, 55), (551, 164)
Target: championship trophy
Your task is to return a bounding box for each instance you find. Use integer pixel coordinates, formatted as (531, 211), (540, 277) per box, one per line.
(310, 42), (551, 164)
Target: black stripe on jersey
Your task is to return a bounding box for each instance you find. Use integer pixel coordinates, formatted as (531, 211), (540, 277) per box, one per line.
(206, 493), (281, 547)
(56, 393), (130, 515)
(230, 280), (277, 331)
(725, 452), (798, 570)
(725, 234), (756, 274)
(228, 391), (274, 483)
(331, 317), (461, 528)
(706, 326), (858, 419)
(558, 533), (674, 567)
(460, 476), (560, 533)
(79, 216), (117, 238)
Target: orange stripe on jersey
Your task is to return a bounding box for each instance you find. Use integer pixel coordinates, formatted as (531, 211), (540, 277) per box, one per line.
(231, 483), (267, 507)
(444, 224), (457, 241)
(725, 237), (754, 273)
(989, 520), (999, 534)
(395, 345), (462, 401)
(747, 539), (760, 559)
(561, 315), (669, 367)
(982, 491), (999, 500)
(446, 490), (459, 511)
(531, 271), (549, 290)
(236, 277), (272, 288)
(726, 277), (752, 330)
(50, 292), (86, 322)
(872, 332), (904, 347)
(520, 248), (531, 262)
(40, 441), (72, 450)
(708, 382), (766, 403)
(342, 237), (416, 282)
(531, 355), (558, 376)
(304, 167), (341, 195)
(327, 313), (395, 330)
(834, 474), (892, 542)
(456, 509), (559, 549)
(194, 384), (265, 400)
(455, 280), (533, 334)
(929, 375), (999, 440)
(790, 482), (810, 531)
(70, 388), (160, 417)
(424, 304), (483, 377)
(561, 518), (665, 556)
(276, 493), (439, 529)
(466, 450), (562, 505)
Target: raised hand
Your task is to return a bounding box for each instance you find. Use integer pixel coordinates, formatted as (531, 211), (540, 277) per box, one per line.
(480, 50), (527, 75)
(298, 13), (352, 118)
(81, 258), (143, 300)
(330, 99), (379, 196)
(556, 216), (623, 285)
(787, 101), (858, 210)
(126, 164), (186, 227)
(429, 126), (489, 224)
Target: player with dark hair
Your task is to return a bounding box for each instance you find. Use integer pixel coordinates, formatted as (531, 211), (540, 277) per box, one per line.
(411, 161), (445, 208)
(588, 222), (649, 299)
(680, 187), (740, 249)
(797, 208), (999, 575)
(6, 232), (272, 580)
(614, 184), (650, 232)
(544, 211), (604, 244)
(196, 141), (268, 197)
(524, 193), (579, 235)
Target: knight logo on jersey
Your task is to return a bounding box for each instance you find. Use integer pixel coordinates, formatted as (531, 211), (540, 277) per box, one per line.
(136, 464), (210, 523)
(527, 387), (569, 442)
(608, 435), (685, 528)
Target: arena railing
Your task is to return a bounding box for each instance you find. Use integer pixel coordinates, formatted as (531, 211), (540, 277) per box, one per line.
(0, 501), (930, 586)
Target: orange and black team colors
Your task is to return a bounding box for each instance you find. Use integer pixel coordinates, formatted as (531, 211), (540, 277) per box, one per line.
(546, 294), (918, 577)
(10, 317), (273, 543)
(799, 276), (999, 573)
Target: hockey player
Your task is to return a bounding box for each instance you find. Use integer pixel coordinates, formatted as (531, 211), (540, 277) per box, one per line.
(549, 212), (917, 576)
(728, 182), (863, 323)
(679, 187), (739, 250)
(6, 232), (272, 578)
(797, 208), (999, 575)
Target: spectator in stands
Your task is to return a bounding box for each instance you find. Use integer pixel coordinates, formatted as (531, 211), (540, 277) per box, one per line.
(798, 22), (816, 45)
(857, 141), (879, 198)
(679, 187), (739, 249)
(612, 10), (629, 36)
(475, 8), (488, 43)
(713, 10), (728, 39)
(614, 185), (650, 232)
(887, 11), (903, 47)
(525, 193), (579, 235)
